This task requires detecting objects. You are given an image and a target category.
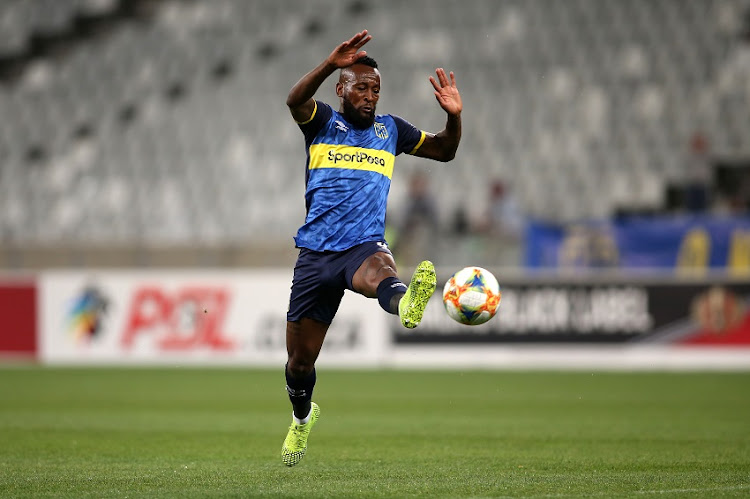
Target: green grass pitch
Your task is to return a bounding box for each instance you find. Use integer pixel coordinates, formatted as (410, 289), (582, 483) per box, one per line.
(1, 367), (749, 498)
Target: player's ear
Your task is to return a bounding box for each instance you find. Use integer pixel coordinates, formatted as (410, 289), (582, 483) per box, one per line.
(336, 82), (344, 98)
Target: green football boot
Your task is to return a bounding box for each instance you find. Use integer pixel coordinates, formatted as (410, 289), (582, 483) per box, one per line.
(398, 260), (437, 329)
(281, 402), (320, 467)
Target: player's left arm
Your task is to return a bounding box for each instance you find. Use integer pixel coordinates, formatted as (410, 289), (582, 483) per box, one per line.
(412, 68), (462, 162)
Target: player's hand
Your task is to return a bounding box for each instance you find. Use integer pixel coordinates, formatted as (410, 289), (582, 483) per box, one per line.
(430, 68), (462, 116)
(326, 30), (372, 68)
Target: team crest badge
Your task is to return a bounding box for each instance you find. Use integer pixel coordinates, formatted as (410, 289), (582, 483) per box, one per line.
(374, 122), (388, 139)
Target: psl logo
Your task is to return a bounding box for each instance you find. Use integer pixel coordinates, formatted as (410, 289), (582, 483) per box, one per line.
(374, 122), (388, 139)
(121, 286), (235, 350)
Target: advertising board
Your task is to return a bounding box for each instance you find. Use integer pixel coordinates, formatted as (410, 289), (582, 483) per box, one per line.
(36, 270), (750, 369)
(394, 275), (750, 345)
(40, 270), (387, 366)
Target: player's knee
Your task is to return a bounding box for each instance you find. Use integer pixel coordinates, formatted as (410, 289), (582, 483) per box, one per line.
(370, 253), (397, 280)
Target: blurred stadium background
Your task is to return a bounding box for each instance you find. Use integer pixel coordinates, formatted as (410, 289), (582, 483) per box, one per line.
(0, 0), (749, 268)
(0, 0), (749, 367)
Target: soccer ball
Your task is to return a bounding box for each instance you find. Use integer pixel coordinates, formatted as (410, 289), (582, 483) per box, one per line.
(443, 267), (501, 325)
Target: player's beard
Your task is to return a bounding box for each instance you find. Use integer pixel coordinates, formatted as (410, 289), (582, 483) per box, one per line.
(342, 98), (375, 129)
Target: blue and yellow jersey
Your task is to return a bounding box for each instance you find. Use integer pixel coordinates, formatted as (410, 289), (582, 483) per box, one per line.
(293, 100), (426, 252)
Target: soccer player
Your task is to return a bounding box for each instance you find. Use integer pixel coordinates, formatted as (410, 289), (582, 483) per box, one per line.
(281, 29), (462, 466)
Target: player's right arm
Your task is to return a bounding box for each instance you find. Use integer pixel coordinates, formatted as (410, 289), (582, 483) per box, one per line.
(286, 30), (372, 123)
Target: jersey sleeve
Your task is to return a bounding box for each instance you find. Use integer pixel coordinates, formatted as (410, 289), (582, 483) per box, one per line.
(296, 100), (333, 144)
(392, 115), (427, 156)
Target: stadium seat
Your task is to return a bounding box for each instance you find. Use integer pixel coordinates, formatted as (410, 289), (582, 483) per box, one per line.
(0, 0), (748, 256)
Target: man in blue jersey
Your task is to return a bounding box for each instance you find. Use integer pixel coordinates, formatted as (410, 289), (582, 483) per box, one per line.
(281, 29), (462, 466)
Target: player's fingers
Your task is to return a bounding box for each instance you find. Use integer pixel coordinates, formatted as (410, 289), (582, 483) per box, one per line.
(449, 71), (457, 88)
(349, 30), (368, 44)
(339, 37), (356, 49)
(336, 40), (353, 54)
(354, 34), (372, 48)
(435, 68), (449, 87)
(429, 75), (441, 92)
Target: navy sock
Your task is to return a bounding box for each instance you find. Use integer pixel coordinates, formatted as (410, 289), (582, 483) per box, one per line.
(285, 363), (316, 420)
(377, 276), (407, 315)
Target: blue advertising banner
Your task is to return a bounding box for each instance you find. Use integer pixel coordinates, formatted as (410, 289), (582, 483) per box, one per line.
(524, 215), (750, 270)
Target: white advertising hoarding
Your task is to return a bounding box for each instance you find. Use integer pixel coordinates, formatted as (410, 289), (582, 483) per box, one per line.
(40, 270), (388, 366)
(38, 270), (750, 369)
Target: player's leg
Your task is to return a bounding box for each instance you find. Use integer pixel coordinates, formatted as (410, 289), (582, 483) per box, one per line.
(351, 249), (402, 301)
(282, 248), (342, 466)
(351, 248), (437, 328)
(281, 318), (327, 467)
(285, 318), (327, 421)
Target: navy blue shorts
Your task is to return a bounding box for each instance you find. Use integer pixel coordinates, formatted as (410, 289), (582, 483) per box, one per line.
(287, 241), (393, 324)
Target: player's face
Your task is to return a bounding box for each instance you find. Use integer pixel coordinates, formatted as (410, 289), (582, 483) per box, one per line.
(338, 64), (380, 128)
